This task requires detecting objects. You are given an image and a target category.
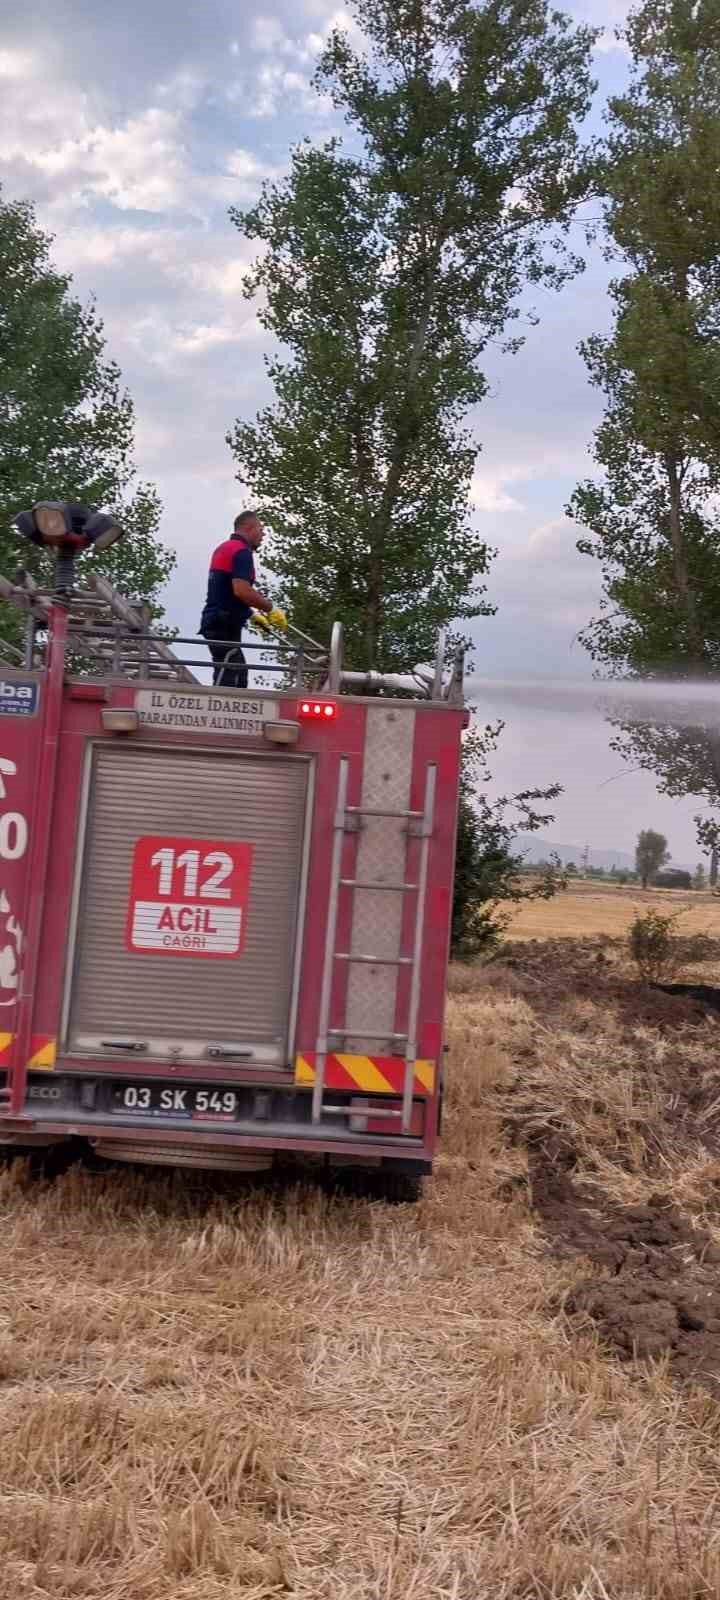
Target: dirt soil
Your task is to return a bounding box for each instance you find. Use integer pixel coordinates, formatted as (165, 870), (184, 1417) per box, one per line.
(488, 938), (720, 1390)
(495, 934), (720, 1030)
(532, 1156), (720, 1384)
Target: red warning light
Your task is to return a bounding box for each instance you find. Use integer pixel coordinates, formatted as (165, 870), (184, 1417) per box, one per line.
(297, 698), (337, 721)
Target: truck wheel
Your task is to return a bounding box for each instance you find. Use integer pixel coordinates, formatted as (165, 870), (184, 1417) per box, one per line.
(328, 1165), (423, 1203)
(376, 1169), (423, 1204)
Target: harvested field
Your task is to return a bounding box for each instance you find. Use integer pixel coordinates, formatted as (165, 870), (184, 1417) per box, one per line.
(506, 878), (720, 941)
(4, 941), (720, 1596)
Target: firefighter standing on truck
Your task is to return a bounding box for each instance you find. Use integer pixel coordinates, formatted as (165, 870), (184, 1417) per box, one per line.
(199, 510), (286, 689)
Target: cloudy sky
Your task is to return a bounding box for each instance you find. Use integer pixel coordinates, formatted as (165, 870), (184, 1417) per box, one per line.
(0, 0), (706, 864)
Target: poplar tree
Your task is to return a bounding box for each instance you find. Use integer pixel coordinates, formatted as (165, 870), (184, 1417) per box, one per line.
(569, 0), (720, 848)
(0, 191), (175, 629)
(230, 0), (596, 670)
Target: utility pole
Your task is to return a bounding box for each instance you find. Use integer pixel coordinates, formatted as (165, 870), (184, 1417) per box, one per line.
(581, 843), (590, 879)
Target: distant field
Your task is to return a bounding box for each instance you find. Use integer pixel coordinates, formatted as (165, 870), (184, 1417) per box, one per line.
(505, 877), (720, 940)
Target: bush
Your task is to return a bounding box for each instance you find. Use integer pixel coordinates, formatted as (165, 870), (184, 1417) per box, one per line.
(628, 909), (681, 983)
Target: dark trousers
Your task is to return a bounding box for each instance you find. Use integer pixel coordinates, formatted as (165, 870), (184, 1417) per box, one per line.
(202, 625), (248, 690)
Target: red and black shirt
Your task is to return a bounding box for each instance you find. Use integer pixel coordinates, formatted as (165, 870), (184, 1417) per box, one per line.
(201, 536), (255, 634)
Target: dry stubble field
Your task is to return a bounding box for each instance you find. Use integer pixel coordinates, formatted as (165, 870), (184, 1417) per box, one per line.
(507, 878), (720, 942)
(3, 933), (720, 1596)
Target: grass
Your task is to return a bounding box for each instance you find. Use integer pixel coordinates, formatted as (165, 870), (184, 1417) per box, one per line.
(1, 949), (720, 1595)
(506, 878), (720, 941)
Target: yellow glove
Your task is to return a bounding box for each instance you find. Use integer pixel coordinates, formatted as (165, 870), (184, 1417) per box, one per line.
(250, 607), (288, 634)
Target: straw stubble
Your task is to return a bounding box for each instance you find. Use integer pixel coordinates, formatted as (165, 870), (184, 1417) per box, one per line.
(0, 957), (719, 1596)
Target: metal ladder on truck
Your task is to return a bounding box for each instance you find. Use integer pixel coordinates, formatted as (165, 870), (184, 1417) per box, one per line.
(311, 751), (437, 1136)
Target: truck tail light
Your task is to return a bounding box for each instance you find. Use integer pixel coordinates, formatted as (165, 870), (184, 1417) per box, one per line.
(297, 699), (337, 721)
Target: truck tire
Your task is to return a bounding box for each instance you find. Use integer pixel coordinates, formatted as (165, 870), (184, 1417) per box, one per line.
(375, 1168), (423, 1204)
(328, 1165), (423, 1203)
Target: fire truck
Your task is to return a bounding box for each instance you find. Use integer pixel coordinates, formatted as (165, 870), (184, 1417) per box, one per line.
(0, 510), (465, 1198)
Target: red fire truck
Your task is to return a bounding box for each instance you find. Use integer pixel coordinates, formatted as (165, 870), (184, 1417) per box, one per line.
(0, 547), (465, 1197)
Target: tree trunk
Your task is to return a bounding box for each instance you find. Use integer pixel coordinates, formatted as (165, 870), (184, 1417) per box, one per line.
(365, 549), (384, 670)
(664, 451), (705, 666)
(662, 451), (720, 803)
(364, 240), (441, 669)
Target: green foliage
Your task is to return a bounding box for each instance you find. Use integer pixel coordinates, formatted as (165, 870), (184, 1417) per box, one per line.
(82, 485), (175, 623)
(568, 0), (720, 850)
(0, 189), (175, 641)
(655, 868), (691, 889)
(693, 862), (707, 891)
(635, 828), (670, 888)
(229, 0), (597, 670)
(450, 724), (564, 961)
(629, 907), (680, 983)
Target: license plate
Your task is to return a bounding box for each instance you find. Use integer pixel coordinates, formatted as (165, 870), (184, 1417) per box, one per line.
(112, 1083), (239, 1121)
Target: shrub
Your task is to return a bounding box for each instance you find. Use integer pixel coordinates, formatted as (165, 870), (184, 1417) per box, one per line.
(628, 909), (681, 983)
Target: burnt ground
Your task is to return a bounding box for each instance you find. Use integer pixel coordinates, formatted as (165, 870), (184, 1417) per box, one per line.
(494, 934), (720, 1031)
(490, 938), (720, 1390)
(534, 1160), (720, 1386)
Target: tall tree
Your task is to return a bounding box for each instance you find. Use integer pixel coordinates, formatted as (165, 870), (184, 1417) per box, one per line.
(635, 828), (670, 890)
(229, 0), (597, 670)
(568, 0), (720, 847)
(0, 191), (175, 627)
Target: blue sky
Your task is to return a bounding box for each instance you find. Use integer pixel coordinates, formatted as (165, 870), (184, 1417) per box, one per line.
(0, 0), (706, 862)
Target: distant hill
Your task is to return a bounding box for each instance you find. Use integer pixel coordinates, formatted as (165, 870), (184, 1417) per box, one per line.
(515, 837), (694, 873)
(515, 837), (635, 871)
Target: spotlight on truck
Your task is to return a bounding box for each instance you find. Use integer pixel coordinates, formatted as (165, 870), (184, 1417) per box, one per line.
(12, 501), (124, 590)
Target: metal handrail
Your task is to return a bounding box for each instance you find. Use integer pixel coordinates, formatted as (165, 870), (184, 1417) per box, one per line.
(0, 571), (466, 702)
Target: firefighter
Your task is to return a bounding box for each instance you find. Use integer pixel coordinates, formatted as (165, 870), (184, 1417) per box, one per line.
(199, 510), (286, 688)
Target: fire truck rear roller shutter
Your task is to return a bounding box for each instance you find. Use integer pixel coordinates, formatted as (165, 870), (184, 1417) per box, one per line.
(65, 745), (309, 1064)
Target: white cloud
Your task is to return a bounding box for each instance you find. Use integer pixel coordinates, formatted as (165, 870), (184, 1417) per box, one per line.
(31, 108), (188, 212)
(60, 225), (179, 270)
(0, 48), (35, 80)
(595, 28), (630, 53)
(172, 318), (260, 356)
(470, 471), (523, 514)
(251, 16), (310, 58)
(239, 61), (325, 120)
(567, 0), (630, 52)
(156, 69), (206, 111)
(489, 516), (600, 640)
(0, 48), (276, 221)
(0, 43), (194, 218)
(223, 147), (280, 199)
(196, 256), (254, 297)
(229, 4), (363, 118)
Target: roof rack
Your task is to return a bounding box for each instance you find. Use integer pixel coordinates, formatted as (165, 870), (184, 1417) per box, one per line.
(0, 574), (465, 703)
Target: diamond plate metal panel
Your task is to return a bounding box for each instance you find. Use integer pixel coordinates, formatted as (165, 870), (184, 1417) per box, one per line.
(345, 706), (415, 1045)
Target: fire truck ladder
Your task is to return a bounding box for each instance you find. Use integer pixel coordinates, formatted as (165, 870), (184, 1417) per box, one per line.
(311, 756), (437, 1136)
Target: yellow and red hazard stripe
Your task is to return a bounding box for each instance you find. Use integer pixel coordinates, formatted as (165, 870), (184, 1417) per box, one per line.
(295, 1052), (434, 1096)
(0, 1033), (56, 1072)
